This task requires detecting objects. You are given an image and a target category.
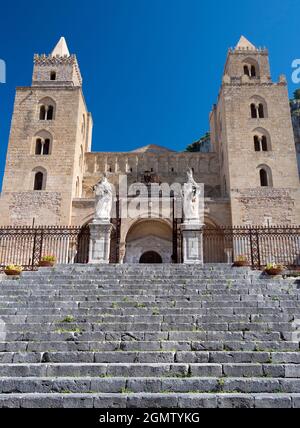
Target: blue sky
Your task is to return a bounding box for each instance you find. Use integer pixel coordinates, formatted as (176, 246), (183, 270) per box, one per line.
(0, 0), (299, 189)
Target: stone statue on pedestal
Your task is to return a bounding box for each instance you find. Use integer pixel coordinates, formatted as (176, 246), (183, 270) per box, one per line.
(93, 175), (113, 223)
(183, 168), (202, 223)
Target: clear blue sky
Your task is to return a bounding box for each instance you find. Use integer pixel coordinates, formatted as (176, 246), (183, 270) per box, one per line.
(0, 0), (299, 189)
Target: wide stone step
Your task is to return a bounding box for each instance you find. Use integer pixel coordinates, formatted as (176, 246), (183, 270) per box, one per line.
(1, 351), (300, 364)
(0, 340), (298, 353)
(3, 330), (285, 342)
(2, 322), (295, 335)
(1, 376), (300, 394)
(0, 392), (299, 408)
(0, 363), (299, 378)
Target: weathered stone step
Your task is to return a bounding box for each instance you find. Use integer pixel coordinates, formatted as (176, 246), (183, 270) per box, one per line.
(3, 330), (284, 342)
(0, 340), (298, 353)
(1, 376), (300, 394)
(0, 314), (296, 324)
(1, 351), (300, 364)
(0, 392), (299, 408)
(2, 321), (295, 334)
(0, 363), (298, 378)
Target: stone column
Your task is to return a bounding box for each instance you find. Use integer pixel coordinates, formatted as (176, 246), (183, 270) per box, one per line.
(89, 220), (113, 264)
(181, 223), (204, 265)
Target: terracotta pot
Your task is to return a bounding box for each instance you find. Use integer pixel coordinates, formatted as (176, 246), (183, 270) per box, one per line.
(233, 261), (249, 267)
(4, 270), (22, 276)
(39, 261), (55, 268)
(265, 268), (284, 276)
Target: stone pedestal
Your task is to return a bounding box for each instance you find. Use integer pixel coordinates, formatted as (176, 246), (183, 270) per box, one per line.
(181, 223), (204, 265)
(89, 221), (113, 264)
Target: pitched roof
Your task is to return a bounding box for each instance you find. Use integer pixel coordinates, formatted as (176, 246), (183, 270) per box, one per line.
(51, 37), (70, 57)
(131, 144), (176, 154)
(235, 35), (256, 50)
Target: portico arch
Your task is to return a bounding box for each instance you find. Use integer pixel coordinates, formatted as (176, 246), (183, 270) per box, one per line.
(124, 219), (173, 264)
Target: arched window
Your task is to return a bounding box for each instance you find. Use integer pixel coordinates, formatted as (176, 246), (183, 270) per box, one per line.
(252, 128), (271, 152)
(251, 104), (257, 119)
(34, 172), (44, 191)
(39, 106), (46, 121)
(243, 58), (259, 78)
(254, 135), (269, 152)
(38, 98), (56, 121)
(258, 104), (264, 118)
(35, 139), (43, 155)
(47, 105), (54, 120)
(250, 97), (268, 119)
(34, 131), (52, 156)
(260, 169), (268, 187)
(43, 139), (50, 155)
(50, 71), (56, 81)
(244, 65), (250, 76)
(258, 165), (273, 187)
(261, 136), (268, 151)
(254, 136), (260, 152)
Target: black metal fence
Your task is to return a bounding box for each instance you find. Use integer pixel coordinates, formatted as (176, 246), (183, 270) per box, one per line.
(0, 226), (90, 271)
(203, 226), (300, 268)
(0, 225), (299, 270)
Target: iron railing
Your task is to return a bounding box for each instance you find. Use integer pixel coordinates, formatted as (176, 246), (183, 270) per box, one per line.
(0, 226), (90, 271)
(0, 225), (299, 270)
(203, 226), (300, 268)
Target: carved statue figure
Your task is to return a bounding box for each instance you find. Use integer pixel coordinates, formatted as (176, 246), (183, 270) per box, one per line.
(183, 168), (202, 222)
(93, 175), (113, 222)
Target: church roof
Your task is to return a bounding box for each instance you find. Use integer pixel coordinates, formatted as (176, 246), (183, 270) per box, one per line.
(51, 37), (70, 57)
(235, 35), (256, 51)
(131, 144), (176, 154)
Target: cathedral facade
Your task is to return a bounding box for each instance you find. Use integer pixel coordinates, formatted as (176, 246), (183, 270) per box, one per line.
(0, 36), (299, 264)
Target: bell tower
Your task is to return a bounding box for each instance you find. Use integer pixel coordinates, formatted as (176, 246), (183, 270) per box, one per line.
(210, 36), (300, 225)
(0, 37), (93, 226)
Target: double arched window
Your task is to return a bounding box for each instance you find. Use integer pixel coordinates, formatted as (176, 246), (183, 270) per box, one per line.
(34, 131), (52, 155)
(250, 96), (268, 119)
(253, 128), (271, 152)
(243, 58), (259, 79)
(33, 167), (47, 191)
(38, 97), (56, 121)
(251, 103), (265, 119)
(244, 64), (257, 77)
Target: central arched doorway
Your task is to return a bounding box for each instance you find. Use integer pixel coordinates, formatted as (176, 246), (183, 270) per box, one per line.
(139, 251), (163, 264)
(124, 219), (173, 264)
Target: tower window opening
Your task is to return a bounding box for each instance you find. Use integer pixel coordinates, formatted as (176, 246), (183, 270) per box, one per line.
(251, 65), (256, 77)
(244, 65), (250, 76)
(259, 168), (271, 187)
(43, 139), (50, 155)
(35, 137), (51, 155)
(50, 71), (56, 81)
(34, 172), (44, 191)
(254, 136), (260, 152)
(251, 104), (257, 119)
(47, 105), (54, 120)
(35, 139), (43, 155)
(258, 104), (265, 119)
(254, 135), (269, 152)
(261, 136), (268, 151)
(39, 106), (46, 121)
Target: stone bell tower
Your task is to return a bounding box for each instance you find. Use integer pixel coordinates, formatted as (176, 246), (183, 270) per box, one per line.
(0, 37), (93, 226)
(210, 36), (300, 226)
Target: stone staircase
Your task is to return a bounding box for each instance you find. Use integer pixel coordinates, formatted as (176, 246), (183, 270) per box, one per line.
(0, 264), (299, 408)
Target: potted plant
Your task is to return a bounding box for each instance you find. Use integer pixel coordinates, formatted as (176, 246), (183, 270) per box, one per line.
(265, 263), (285, 276)
(233, 255), (249, 267)
(39, 255), (56, 268)
(4, 264), (23, 276)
